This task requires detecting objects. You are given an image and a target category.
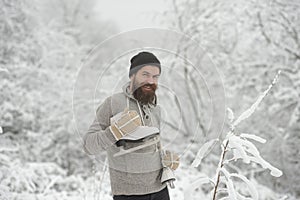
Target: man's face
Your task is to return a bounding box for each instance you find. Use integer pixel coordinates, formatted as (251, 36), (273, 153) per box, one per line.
(131, 65), (160, 105)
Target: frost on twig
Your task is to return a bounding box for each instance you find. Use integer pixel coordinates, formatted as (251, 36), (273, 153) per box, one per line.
(192, 139), (219, 168)
(227, 134), (283, 177)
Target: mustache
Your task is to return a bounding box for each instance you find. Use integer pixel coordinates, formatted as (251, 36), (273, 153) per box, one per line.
(140, 83), (157, 91)
(132, 83), (157, 93)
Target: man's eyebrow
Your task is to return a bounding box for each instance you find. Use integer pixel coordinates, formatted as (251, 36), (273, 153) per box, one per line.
(142, 71), (160, 76)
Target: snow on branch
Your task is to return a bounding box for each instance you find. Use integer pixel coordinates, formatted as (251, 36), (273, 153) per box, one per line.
(232, 70), (281, 128)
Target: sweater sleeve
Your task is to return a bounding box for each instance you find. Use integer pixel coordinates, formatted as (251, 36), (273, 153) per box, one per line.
(83, 97), (117, 155)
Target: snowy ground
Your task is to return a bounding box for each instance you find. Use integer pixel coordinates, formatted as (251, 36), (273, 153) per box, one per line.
(6, 160), (294, 200)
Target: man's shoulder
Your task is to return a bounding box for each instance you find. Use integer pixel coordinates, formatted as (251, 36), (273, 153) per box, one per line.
(110, 92), (127, 101)
(101, 92), (127, 107)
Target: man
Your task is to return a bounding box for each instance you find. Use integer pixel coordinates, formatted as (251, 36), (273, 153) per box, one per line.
(83, 52), (179, 200)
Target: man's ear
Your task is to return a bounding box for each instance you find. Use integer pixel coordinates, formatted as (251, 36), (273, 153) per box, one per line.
(129, 74), (135, 92)
(130, 74), (135, 82)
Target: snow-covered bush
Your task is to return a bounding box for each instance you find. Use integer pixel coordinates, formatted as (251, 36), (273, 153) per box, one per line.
(187, 71), (285, 199)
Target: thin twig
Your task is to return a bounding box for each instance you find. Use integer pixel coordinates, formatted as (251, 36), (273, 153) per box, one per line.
(212, 139), (229, 200)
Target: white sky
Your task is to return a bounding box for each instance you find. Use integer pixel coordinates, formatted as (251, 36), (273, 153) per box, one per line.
(95, 0), (170, 31)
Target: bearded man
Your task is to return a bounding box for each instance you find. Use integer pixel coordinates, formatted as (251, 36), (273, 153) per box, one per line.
(83, 52), (179, 200)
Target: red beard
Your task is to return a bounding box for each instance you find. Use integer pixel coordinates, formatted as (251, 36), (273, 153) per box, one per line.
(133, 83), (157, 105)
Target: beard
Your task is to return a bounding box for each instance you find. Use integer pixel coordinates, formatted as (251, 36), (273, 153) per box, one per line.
(132, 82), (157, 105)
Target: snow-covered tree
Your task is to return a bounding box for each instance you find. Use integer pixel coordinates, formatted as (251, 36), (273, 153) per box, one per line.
(0, 0), (117, 198)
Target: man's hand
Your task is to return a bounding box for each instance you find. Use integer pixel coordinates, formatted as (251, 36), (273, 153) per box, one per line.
(162, 150), (180, 170)
(110, 109), (142, 140)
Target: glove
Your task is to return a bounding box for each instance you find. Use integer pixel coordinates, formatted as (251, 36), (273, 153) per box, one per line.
(162, 150), (180, 170)
(161, 167), (176, 189)
(109, 108), (142, 140)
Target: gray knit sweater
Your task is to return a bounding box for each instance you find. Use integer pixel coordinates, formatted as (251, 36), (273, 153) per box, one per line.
(83, 82), (166, 195)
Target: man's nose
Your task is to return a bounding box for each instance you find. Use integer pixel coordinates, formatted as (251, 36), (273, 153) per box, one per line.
(146, 76), (155, 84)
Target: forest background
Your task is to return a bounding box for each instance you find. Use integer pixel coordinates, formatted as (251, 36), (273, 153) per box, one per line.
(0, 0), (299, 199)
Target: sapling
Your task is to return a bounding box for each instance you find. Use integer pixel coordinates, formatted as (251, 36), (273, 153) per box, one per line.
(188, 70), (282, 200)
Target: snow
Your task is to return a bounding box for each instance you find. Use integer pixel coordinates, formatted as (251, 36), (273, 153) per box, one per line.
(191, 139), (218, 168)
(240, 133), (266, 144)
(1, 0), (299, 199)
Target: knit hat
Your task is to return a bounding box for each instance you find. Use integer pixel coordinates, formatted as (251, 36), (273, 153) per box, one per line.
(129, 52), (161, 77)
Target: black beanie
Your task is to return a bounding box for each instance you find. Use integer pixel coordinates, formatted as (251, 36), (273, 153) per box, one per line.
(129, 52), (161, 77)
